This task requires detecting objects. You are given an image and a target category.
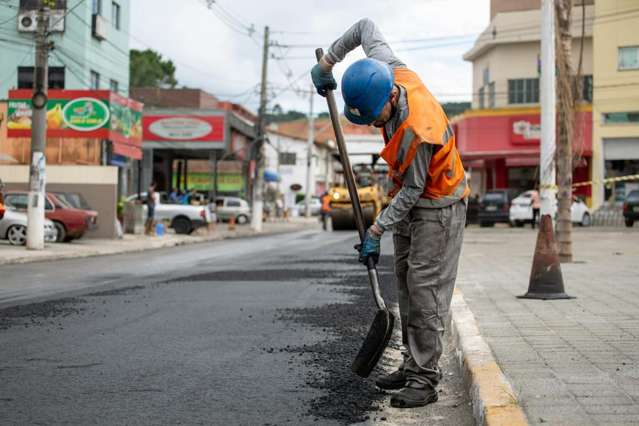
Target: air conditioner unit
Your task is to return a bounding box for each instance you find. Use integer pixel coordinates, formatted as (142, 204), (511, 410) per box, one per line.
(92, 14), (107, 41)
(17, 10), (37, 32)
(17, 10), (66, 33)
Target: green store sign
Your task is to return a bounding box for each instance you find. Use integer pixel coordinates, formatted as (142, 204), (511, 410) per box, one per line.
(62, 98), (111, 131)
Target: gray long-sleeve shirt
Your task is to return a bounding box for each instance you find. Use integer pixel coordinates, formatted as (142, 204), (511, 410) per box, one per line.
(325, 18), (432, 234)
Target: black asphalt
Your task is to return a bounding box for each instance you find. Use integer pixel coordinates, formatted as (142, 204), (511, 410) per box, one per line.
(0, 230), (472, 425)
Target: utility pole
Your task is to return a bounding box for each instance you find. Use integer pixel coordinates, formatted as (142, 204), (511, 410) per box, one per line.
(539, 0), (557, 219)
(555, 0), (574, 262)
(304, 85), (314, 218)
(26, 7), (50, 250)
(250, 25), (269, 232)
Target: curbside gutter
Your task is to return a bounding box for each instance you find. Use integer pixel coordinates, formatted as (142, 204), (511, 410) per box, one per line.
(450, 288), (529, 426)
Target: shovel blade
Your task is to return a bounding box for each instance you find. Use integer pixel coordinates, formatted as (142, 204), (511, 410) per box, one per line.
(351, 309), (395, 378)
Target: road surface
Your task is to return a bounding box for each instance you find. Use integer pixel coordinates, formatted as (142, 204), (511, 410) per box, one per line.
(0, 230), (472, 425)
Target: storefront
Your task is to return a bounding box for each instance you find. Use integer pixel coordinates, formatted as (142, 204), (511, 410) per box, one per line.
(141, 109), (255, 200)
(602, 138), (639, 203)
(1, 89), (143, 237)
(454, 106), (593, 202)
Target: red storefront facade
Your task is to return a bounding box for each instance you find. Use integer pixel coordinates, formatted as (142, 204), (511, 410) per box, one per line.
(454, 106), (593, 201)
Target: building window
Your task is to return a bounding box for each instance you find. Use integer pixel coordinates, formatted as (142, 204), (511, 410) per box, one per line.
(482, 67), (490, 85)
(478, 87), (485, 109)
(279, 152), (296, 165)
(602, 112), (639, 124)
(618, 46), (639, 70)
(92, 0), (102, 15)
(90, 70), (100, 89)
(111, 2), (121, 30)
(109, 79), (119, 93)
(17, 66), (65, 89)
(508, 78), (539, 104)
(488, 82), (495, 108)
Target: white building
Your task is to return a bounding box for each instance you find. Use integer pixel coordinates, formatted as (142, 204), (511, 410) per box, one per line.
(265, 125), (335, 213)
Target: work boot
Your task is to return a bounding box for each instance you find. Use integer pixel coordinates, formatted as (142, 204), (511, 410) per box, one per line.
(375, 369), (407, 390)
(390, 381), (438, 408)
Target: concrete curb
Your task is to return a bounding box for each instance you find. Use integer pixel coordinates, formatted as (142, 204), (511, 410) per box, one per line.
(450, 288), (529, 426)
(0, 223), (313, 267)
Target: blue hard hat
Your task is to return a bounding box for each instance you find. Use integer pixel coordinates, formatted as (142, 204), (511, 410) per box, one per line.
(341, 58), (394, 125)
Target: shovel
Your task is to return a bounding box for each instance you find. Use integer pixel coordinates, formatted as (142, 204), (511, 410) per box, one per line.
(315, 48), (395, 378)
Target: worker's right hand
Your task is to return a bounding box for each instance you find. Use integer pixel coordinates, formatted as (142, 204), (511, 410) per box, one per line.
(311, 64), (337, 97)
(356, 229), (381, 265)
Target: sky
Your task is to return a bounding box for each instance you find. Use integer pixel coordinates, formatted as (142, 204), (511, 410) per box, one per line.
(130, 0), (490, 115)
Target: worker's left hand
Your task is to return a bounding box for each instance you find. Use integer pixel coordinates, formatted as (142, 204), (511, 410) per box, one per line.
(356, 228), (381, 265)
(311, 64), (337, 96)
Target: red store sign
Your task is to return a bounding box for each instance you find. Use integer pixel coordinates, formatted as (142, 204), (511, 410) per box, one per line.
(143, 115), (225, 142)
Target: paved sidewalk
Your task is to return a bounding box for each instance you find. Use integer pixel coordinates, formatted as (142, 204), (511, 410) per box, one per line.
(457, 226), (639, 425)
(0, 218), (320, 266)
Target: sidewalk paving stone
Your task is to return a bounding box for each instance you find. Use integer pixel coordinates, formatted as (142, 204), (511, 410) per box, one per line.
(457, 226), (639, 425)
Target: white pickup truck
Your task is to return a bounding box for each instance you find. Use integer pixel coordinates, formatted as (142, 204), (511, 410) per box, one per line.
(127, 192), (212, 234)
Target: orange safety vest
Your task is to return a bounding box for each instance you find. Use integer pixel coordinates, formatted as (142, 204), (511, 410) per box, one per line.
(380, 68), (470, 206)
(321, 194), (332, 213)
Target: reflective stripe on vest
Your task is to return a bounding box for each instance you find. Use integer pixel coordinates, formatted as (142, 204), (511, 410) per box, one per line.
(379, 68), (470, 203)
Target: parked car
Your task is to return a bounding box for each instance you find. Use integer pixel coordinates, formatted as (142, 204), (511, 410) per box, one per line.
(478, 189), (518, 227)
(509, 190), (592, 227)
(0, 207), (57, 246)
(127, 192), (211, 234)
(623, 190), (639, 227)
(212, 197), (251, 224)
(465, 194), (480, 226)
(3, 192), (95, 242)
(295, 197), (322, 216)
(51, 191), (99, 230)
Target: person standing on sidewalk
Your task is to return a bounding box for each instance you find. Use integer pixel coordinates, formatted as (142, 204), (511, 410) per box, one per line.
(320, 191), (332, 231)
(311, 18), (469, 408)
(531, 187), (541, 229)
(145, 182), (157, 236)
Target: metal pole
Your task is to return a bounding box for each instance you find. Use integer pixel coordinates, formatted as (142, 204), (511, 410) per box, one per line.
(540, 0), (557, 216)
(250, 25), (269, 232)
(304, 86), (314, 218)
(212, 151), (218, 203)
(26, 8), (49, 250)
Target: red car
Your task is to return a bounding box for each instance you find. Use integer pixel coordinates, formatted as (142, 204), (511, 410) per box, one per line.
(3, 192), (98, 242)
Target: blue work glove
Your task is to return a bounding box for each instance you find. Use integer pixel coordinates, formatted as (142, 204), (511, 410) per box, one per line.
(311, 63), (337, 96)
(356, 229), (381, 265)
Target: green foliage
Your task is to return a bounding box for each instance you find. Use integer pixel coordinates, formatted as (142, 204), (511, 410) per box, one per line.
(266, 105), (307, 123)
(441, 102), (471, 118)
(130, 49), (178, 88)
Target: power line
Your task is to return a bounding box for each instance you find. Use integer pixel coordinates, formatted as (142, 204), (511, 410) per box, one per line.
(47, 0), (86, 35)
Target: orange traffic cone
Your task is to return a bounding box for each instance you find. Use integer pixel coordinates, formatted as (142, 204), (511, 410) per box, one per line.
(518, 214), (574, 300)
(228, 215), (236, 231)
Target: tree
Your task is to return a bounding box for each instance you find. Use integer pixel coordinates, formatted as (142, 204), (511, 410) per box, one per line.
(555, 0), (574, 262)
(130, 49), (178, 88)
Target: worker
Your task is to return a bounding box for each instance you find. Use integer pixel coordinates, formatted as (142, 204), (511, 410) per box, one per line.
(312, 18), (469, 409)
(320, 191), (332, 231)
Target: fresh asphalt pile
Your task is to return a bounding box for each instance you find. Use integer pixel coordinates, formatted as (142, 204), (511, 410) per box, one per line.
(274, 254), (398, 424)
(0, 297), (86, 331)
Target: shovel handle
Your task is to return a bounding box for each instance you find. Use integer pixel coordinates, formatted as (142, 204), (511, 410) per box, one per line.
(314, 48), (366, 242)
(315, 48), (387, 311)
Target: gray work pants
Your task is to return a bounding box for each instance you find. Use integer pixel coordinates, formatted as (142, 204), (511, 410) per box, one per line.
(393, 200), (466, 388)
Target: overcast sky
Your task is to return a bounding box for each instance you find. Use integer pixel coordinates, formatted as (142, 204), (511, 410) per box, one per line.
(130, 0), (489, 114)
